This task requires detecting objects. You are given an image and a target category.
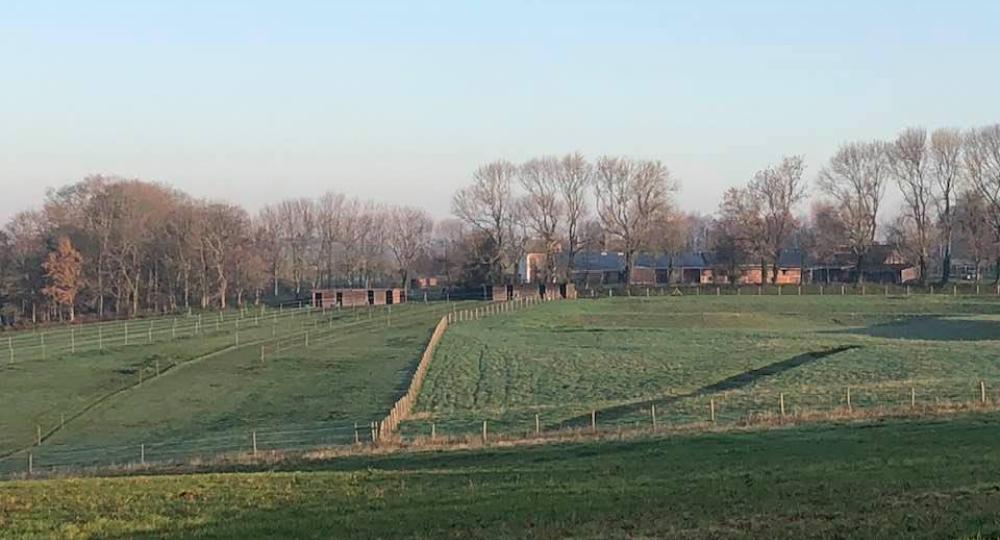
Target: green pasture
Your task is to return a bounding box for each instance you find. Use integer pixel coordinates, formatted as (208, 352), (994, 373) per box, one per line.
(408, 295), (1000, 436)
(0, 302), (462, 473)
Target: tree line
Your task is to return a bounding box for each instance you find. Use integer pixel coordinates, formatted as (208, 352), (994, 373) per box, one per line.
(1, 123), (999, 325)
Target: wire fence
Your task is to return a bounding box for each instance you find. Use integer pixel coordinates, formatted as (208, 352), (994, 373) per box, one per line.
(1, 421), (371, 477)
(580, 282), (1000, 299)
(398, 379), (1000, 443)
(0, 304), (318, 364)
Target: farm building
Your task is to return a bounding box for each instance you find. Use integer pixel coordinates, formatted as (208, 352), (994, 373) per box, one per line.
(808, 245), (919, 284)
(485, 283), (577, 301)
(311, 288), (407, 308)
(541, 250), (804, 286)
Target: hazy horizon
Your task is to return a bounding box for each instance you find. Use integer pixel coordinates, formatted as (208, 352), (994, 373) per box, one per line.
(3, 0), (1000, 222)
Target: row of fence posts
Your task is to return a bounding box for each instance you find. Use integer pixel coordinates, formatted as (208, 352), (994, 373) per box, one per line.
(435, 381), (997, 445)
(4, 304), (315, 364)
(445, 294), (560, 325)
(377, 315), (450, 440)
(599, 283), (1000, 298)
(17, 381), (996, 476)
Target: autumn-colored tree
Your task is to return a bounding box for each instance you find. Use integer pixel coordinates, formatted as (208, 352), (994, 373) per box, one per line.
(43, 236), (84, 322)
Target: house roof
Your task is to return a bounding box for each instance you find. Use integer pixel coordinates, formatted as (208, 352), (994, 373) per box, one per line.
(566, 249), (805, 273)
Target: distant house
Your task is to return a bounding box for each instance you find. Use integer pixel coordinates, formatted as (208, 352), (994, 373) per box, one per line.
(808, 245), (919, 284)
(531, 250), (804, 286)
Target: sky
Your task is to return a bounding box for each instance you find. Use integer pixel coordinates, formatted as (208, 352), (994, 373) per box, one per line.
(2, 0), (999, 222)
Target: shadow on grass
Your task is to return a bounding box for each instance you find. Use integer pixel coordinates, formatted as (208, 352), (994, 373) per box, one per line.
(825, 316), (1000, 341)
(562, 345), (859, 427)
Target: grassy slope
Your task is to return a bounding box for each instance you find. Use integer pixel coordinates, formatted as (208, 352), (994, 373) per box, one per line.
(4, 412), (1000, 538)
(0, 303), (461, 472)
(412, 296), (1000, 435)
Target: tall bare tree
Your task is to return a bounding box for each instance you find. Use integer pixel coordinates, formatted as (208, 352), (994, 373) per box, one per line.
(818, 141), (891, 282)
(556, 152), (591, 281)
(750, 156), (807, 283)
(929, 128), (964, 284)
(594, 157), (677, 285)
(519, 157), (562, 282)
(386, 206), (433, 288)
(888, 128), (934, 284)
(452, 160), (518, 282)
(716, 186), (767, 283)
(964, 124), (1000, 281)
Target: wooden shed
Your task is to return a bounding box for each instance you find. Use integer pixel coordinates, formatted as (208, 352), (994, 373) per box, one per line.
(312, 288), (407, 308)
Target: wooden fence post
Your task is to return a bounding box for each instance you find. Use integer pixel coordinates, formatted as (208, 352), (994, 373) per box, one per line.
(846, 387), (852, 413)
(910, 387), (916, 408)
(482, 420), (488, 443)
(709, 399), (716, 422)
(535, 414), (540, 435)
(140, 443), (145, 465)
(779, 393), (785, 417)
(981, 381), (987, 404)
(651, 404), (657, 431)
(252, 431), (258, 457)
(591, 410), (597, 433)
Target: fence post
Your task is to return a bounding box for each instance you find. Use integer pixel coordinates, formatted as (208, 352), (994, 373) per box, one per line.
(41, 333), (46, 360)
(99, 327), (103, 351)
(124, 322), (129, 346)
(430, 422), (436, 441)
(7, 336), (12, 364)
(910, 387), (916, 408)
(71, 329), (76, 354)
(482, 420), (488, 443)
(846, 386), (852, 413)
(148, 321), (153, 343)
(28, 452), (32, 476)
(36, 425), (41, 446)
(709, 399), (716, 422)
(651, 404), (657, 431)
(155, 359), (160, 376)
(535, 413), (540, 435)
(140, 443), (145, 465)
(779, 393), (785, 417)
(252, 431), (258, 457)
(981, 381), (987, 404)
(591, 410), (597, 433)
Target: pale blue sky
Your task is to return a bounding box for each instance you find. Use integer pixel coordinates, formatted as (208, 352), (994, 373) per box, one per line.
(2, 1), (999, 221)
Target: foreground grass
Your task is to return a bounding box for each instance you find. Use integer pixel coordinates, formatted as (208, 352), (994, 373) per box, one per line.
(410, 295), (1000, 435)
(4, 411), (1000, 538)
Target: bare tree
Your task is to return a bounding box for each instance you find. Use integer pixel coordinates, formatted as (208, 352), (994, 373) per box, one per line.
(888, 128), (934, 284)
(594, 157), (677, 285)
(519, 157), (562, 282)
(201, 203), (248, 310)
(716, 186), (767, 283)
(964, 124), (1000, 281)
(255, 205), (285, 297)
(750, 156), (807, 283)
(386, 206), (433, 288)
(556, 152), (591, 280)
(929, 128), (964, 284)
(955, 189), (994, 282)
(452, 161), (518, 282)
(818, 141), (891, 283)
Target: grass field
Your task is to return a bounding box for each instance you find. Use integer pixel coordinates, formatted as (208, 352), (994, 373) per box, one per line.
(3, 411), (1000, 538)
(408, 295), (1000, 437)
(0, 302), (466, 474)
